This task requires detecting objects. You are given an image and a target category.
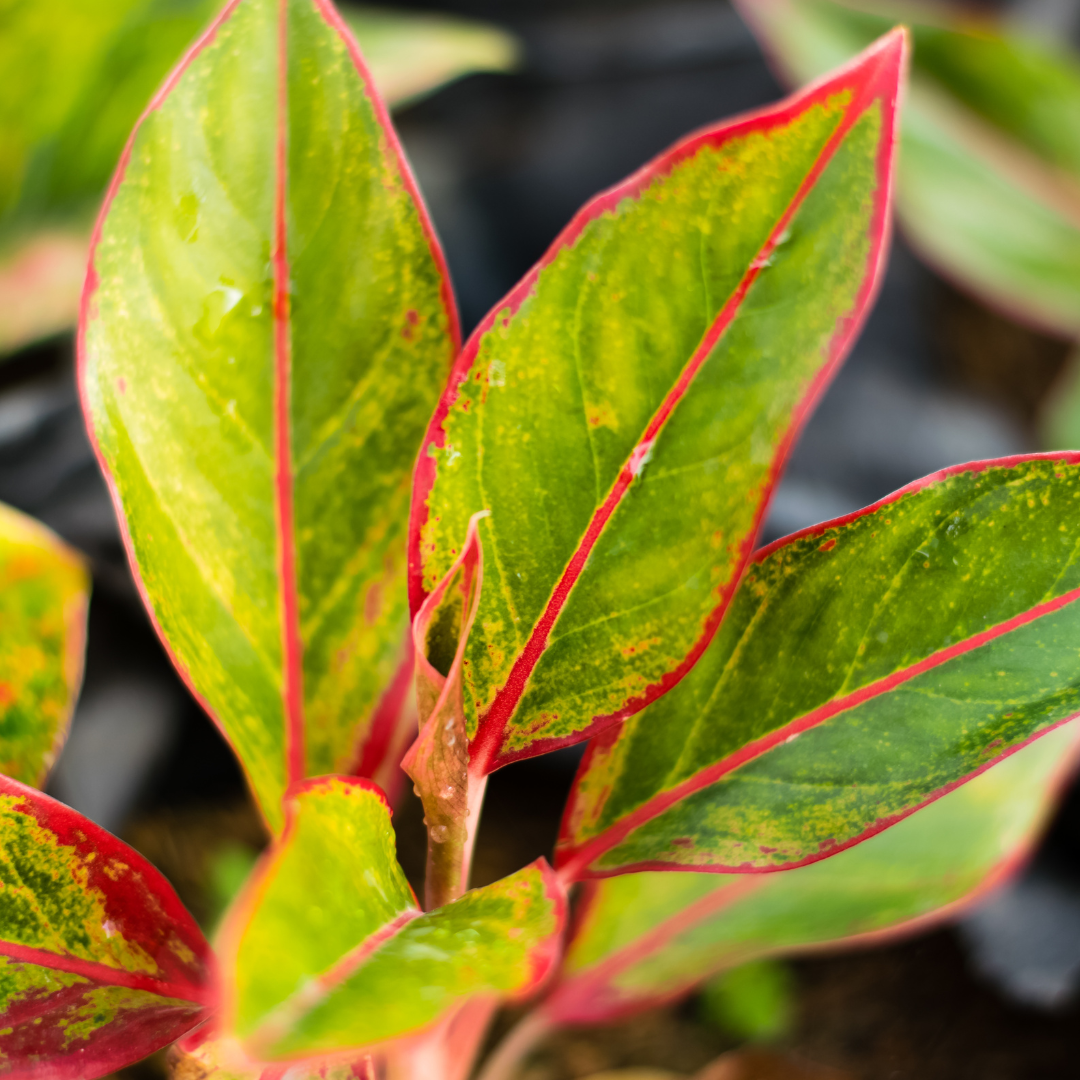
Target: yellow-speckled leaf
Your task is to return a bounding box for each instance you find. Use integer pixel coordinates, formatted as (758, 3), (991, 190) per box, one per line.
(0, 503), (88, 787)
(0, 777), (211, 1077)
(219, 776), (566, 1059)
(411, 30), (905, 775)
(548, 721), (1079, 1024)
(79, 0), (458, 831)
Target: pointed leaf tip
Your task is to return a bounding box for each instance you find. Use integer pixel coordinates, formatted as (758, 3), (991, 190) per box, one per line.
(558, 453), (1080, 878)
(79, 0), (458, 832)
(412, 28), (905, 775)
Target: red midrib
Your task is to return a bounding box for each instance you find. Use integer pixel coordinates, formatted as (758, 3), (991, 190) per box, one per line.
(468, 74), (881, 776)
(0, 940), (209, 1007)
(274, 0), (304, 789)
(558, 580), (1080, 879)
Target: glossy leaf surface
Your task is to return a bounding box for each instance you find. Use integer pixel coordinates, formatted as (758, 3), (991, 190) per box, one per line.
(221, 776), (565, 1060)
(561, 454), (1080, 876)
(0, 776), (211, 1077)
(548, 721), (1079, 1024)
(412, 31), (904, 775)
(736, 0), (1080, 336)
(80, 0), (458, 831)
(0, 0), (514, 355)
(0, 503), (88, 787)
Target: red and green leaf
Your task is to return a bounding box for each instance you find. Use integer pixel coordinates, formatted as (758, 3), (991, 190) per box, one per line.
(736, 0), (1080, 336)
(79, 0), (458, 832)
(546, 720), (1080, 1024)
(559, 454), (1080, 878)
(219, 776), (566, 1062)
(0, 776), (211, 1078)
(410, 30), (905, 776)
(0, 503), (88, 787)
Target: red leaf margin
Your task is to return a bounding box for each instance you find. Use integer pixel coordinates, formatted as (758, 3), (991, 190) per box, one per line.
(408, 29), (908, 777)
(0, 776), (211, 1079)
(213, 773), (567, 1067)
(76, 0), (461, 829)
(543, 716), (1080, 1026)
(556, 450), (1080, 881)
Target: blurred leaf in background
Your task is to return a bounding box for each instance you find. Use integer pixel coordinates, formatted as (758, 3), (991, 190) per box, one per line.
(0, 0), (518, 356)
(699, 960), (795, 1044)
(735, 0), (1080, 340)
(205, 840), (260, 934)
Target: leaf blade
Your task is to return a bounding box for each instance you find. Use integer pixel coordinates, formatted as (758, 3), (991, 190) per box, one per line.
(0, 503), (88, 787)
(221, 775), (566, 1060)
(559, 454), (1080, 877)
(412, 30), (905, 774)
(0, 777), (211, 1076)
(79, 0), (457, 830)
(547, 721), (1079, 1024)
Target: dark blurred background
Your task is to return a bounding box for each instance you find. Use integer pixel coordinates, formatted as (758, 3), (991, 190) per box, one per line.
(8, 0), (1080, 1075)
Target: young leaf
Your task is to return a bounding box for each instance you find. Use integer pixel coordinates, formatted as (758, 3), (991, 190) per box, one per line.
(0, 776), (212, 1077)
(0, 503), (88, 787)
(219, 776), (566, 1061)
(736, 0), (1080, 336)
(559, 455), (1080, 878)
(411, 30), (905, 775)
(79, 0), (459, 832)
(403, 512), (489, 909)
(545, 721), (1079, 1025)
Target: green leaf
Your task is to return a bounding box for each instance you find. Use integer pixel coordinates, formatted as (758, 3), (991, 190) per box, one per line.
(0, 0), (222, 355)
(698, 960), (794, 1042)
(1040, 346), (1080, 451)
(559, 455), (1080, 877)
(546, 721), (1078, 1023)
(0, 502), (88, 787)
(0, 775), (211, 1074)
(0, 0), (515, 355)
(412, 31), (905, 775)
(342, 4), (518, 109)
(736, 0), (1080, 336)
(79, 0), (458, 832)
(220, 775), (566, 1060)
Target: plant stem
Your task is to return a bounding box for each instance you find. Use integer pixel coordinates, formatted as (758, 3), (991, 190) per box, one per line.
(473, 1010), (552, 1080)
(424, 768), (488, 910)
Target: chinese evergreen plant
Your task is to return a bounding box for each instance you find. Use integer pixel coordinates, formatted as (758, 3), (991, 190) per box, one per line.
(0, 5), (1079, 1080)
